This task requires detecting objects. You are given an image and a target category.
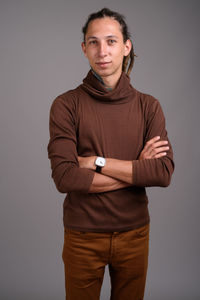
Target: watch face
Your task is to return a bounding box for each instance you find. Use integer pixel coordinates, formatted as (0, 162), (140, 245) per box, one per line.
(96, 157), (106, 167)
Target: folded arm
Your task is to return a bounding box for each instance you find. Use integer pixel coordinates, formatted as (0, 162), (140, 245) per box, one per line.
(48, 95), (174, 194)
(88, 173), (131, 193)
(48, 96), (130, 194)
(48, 96), (95, 193)
(79, 136), (171, 187)
(79, 100), (174, 188)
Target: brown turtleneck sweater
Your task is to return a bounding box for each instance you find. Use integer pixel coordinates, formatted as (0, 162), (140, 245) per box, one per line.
(48, 70), (174, 232)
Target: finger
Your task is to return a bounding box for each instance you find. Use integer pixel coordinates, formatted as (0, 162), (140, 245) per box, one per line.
(145, 137), (160, 150)
(150, 147), (169, 158)
(151, 146), (169, 156)
(145, 136), (161, 152)
(153, 140), (168, 148)
(145, 140), (168, 153)
(146, 136), (160, 146)
(147, 140), (168, 152)
(154, 152), (167, 159)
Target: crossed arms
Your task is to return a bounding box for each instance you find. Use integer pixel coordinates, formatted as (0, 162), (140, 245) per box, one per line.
(78, 136), (170, 193)
(48, 96), (174, 194)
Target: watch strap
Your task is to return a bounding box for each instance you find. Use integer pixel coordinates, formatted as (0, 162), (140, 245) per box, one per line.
(95, 165), (102, 173)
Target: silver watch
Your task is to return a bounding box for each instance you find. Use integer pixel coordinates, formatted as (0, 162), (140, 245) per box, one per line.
(95, 157), (106, 173)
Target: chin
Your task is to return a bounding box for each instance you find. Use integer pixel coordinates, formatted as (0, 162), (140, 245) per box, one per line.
(94, 68), (113, 77)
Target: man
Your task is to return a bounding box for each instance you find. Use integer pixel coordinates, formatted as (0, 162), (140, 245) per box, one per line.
(48, 7), (174, 300)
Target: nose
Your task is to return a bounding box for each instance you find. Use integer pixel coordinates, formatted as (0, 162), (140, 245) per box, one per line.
(98, 41), (107, 57)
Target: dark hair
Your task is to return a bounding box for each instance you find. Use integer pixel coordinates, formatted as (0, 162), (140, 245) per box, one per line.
(82, 8), (135, 76)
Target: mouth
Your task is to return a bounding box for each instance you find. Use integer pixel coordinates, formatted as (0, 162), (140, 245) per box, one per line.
(95, 62), (111, 68)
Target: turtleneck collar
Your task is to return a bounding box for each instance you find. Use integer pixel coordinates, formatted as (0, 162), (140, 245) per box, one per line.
(91, 69), (112, 91)
(80, 69), (135, 104)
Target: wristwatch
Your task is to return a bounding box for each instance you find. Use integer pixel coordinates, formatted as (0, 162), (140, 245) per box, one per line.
(95, 157), (106, 173)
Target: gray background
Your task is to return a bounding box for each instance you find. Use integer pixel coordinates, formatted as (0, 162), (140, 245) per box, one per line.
(1, 0), (199, 299)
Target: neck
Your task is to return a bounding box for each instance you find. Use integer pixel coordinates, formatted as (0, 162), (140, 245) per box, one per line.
(92, 68), (122, 90)
(101, 70), (122, 90)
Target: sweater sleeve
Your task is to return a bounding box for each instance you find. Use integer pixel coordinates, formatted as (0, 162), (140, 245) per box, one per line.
(47, 95), (95, 193)
(132, 97), (174, 187)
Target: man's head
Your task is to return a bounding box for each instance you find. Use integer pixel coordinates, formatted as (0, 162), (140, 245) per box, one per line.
(81, 8), (134, 79)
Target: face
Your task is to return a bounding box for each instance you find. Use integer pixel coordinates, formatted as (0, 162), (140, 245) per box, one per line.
(82, 17), (131, 80)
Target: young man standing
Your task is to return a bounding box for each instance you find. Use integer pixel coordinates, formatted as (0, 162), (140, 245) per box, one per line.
(48, 8), (174, 300)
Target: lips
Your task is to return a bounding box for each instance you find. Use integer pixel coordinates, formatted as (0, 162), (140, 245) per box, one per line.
(96, 62), (111, 68)
(96, 62), (110, 64)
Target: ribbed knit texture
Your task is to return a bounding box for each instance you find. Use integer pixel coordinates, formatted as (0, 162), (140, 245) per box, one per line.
(48, 70), (174, 232)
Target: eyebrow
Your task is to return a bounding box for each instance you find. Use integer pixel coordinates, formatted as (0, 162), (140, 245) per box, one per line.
(87, 35), (119, 41)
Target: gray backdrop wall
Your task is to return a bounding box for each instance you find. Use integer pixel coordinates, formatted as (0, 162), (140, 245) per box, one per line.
(1, 0), (199, 299)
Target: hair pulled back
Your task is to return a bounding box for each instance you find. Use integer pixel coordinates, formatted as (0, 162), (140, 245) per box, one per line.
(82, 8), (135, 76)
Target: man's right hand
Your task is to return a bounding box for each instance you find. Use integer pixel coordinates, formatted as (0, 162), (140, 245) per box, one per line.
(139, 136), (169, 160)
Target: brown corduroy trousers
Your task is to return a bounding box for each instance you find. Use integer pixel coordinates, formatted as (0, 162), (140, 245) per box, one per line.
(62, 223), (149, 300)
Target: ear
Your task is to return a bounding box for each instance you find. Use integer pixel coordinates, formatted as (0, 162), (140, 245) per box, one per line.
(81, 42), (87, 57)
(124, 39), (132, 57)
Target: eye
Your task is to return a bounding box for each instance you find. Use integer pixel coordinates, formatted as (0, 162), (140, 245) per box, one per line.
(108, 39), (116, 45)
(89, 40), (97, 45)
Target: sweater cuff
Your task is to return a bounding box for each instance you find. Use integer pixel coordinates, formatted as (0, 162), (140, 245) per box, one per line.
(132, 159), (156, 187)
(76, 168), (95, 193)
(132, 160), (140, 186)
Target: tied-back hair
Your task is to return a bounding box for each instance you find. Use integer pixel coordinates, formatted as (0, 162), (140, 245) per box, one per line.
(82, 8), (136, 76)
